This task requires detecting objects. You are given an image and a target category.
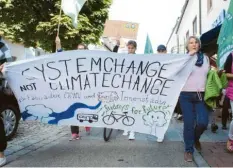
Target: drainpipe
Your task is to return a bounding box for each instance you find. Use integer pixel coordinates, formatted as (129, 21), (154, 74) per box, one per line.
(199, 0), (202, 35)
(177, 35), (179, 53)
(184, 37), (186, 54)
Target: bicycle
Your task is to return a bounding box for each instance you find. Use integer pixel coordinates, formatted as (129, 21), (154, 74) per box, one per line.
(103, 111), (135, 142)
(103, 111), (135, 126)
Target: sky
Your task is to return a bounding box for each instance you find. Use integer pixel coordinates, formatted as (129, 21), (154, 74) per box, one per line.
(108, 0), (186, 53)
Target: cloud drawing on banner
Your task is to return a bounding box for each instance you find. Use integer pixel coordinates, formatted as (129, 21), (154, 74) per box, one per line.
(21, 101), (102, 124)
(26, 104), (53, 117)
(21, 104), (54, 122)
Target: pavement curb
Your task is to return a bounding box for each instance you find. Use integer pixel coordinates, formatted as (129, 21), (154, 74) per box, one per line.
(193, 149), (210, 167)
(177, 127), (210, 167)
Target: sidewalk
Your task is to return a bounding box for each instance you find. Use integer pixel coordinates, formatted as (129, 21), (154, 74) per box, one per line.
(172, 116), (233, 167)
(201, 142), (233, 167)
(198, 122), (233, 167)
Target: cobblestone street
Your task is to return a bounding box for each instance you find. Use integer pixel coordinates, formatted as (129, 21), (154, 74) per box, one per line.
(5, 120), (197, 167)
(4, 120), (197, 167)
(4, 118), (233, 167)
(5, 120), (69, 163)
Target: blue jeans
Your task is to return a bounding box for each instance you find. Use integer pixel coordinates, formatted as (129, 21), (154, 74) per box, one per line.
(179, 92), (210, 153)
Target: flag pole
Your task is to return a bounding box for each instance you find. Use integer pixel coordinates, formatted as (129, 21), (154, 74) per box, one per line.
(56, 0), (62, 52)
(57, 1), (62, 37)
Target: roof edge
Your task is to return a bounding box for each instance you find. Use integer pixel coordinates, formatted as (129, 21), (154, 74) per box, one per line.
(176, 0), (190, 34)
(166, 17), (180, 46)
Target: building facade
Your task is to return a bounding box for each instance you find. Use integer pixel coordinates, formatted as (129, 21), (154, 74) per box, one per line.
(166, 18), (180, 54)
(3, 38), (47, 61)
(202, 0), (230, 33)
(167, 0), (230, 54)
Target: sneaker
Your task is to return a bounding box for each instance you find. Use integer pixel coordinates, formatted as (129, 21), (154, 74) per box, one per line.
(211, 124), (218, 133)
(69, 133), (80, 141)
(194, 140), (202, 152)
(122, 130), (128, 136)
(0, 157), (6, 167)
(227, 139), (233, 152)
(222, 125), (227, 130)
(173, 113), (178, 118)
(157, 137), (164, 143)
(177, 115), (183, 120)
(128, 131), (135, 140)
(184, 152), (193, 162)
(85, 127), (91, 135)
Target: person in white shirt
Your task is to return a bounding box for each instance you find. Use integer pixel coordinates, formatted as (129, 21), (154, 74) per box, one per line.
(122, 40), (137, 140)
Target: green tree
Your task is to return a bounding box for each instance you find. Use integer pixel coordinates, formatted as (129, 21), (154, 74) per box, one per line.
(0, 0), (112, 52)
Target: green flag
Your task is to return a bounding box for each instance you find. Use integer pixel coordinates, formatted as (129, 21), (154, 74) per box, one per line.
(217, 0), (233, 68)
(144, 34), (154, 54)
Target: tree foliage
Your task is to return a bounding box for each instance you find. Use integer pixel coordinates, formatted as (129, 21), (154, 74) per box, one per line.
(0, 0), (112, 51)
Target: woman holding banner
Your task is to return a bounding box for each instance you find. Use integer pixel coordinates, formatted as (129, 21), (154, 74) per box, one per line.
(55, 36), (90, 141)
(179, 36), (210, 162)
(55, 36), (120, 141)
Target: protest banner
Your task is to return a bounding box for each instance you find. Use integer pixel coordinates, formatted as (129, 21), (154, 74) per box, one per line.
(4, 50), (195, 140)
(217, 0), (233, 68)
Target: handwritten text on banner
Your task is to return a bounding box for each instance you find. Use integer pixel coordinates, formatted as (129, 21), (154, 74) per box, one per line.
(4, 51), (195, 140)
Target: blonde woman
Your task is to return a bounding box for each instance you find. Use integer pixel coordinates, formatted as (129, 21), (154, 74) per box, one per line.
(179, 36), (210, 162)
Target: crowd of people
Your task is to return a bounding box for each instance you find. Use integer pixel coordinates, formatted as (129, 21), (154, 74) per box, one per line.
(0, 34), (233, 166)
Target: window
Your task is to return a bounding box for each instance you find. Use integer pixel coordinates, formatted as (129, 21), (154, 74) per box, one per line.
(207, 0), (213, 12)
(193, 17), (197, 35)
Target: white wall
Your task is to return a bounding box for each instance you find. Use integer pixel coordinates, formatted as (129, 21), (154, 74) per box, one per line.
(175, 0), (231, 53)
(201, 0), (230, 33)
(166, 18), (178, 53)
(4, 39), (48, 61)
(167, 32), (179, 53)
(4, 39), (25, 61)
(177, 0), (200, 53)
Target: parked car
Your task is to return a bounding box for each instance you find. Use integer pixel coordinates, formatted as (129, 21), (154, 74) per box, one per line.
(0, 78), (21, 141)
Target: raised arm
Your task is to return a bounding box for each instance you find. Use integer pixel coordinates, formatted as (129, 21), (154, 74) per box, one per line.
(55, 36), (62, 52)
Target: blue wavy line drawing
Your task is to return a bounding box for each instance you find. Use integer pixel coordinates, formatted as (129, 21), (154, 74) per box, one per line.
(21, 110), (33, 120)
(21, 101), (102, 124)
(48, 101), (102, 124)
